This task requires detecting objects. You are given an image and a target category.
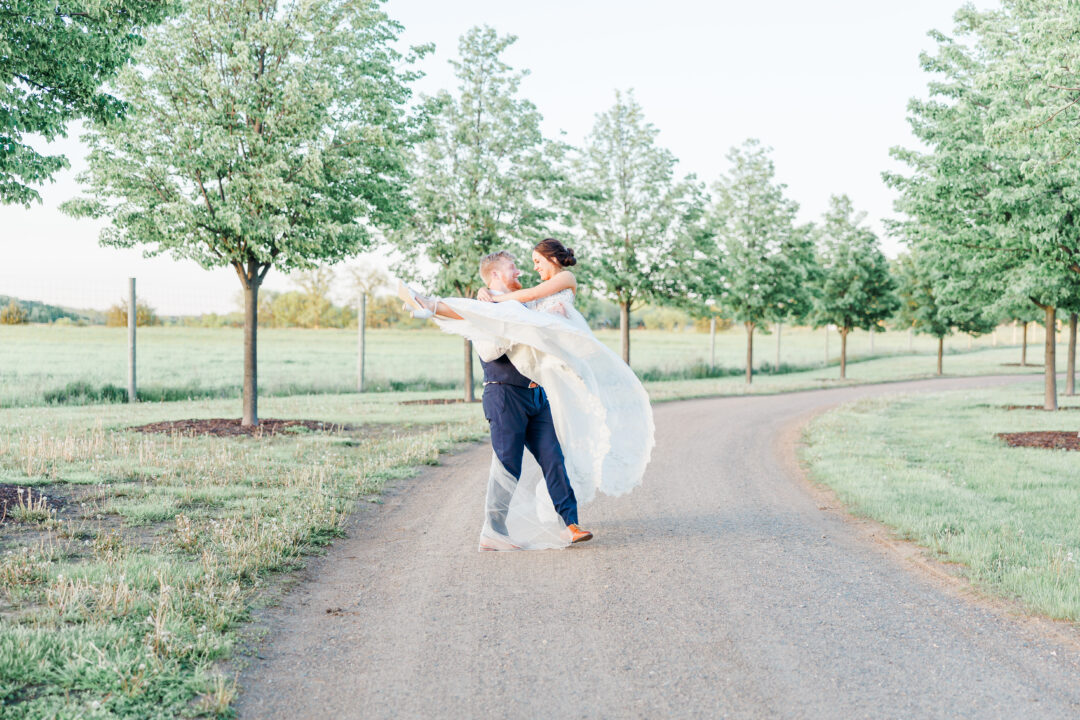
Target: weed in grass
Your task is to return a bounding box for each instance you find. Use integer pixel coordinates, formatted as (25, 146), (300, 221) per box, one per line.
(10, 487), (56, 524)
(173, 513), (199, 553)
(198, 673), (238, 716)
(0, 546), (46, 589)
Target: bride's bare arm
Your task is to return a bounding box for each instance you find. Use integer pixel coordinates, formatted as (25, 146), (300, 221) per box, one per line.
(489, 271), (576, 304)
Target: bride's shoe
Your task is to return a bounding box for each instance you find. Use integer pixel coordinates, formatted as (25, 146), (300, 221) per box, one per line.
(397, 280), (436, 319)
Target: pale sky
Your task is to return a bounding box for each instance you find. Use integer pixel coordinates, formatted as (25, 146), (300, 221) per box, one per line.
(0, 0), (996, 315)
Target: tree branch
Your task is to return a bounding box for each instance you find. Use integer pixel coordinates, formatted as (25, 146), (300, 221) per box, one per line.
(1030, 94), (1080, 131)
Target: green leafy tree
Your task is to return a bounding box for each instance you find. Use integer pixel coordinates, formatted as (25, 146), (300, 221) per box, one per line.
(894, 248), (995, 375)
(708, 139), (815, 384)
(393, 26), (565, 400)
(1, 0), (173, 205)
(570, 90), (709, 365)
(62, 0), (425, 425)
(812, 195), (897, 379)
(886, 4), (1080, 410)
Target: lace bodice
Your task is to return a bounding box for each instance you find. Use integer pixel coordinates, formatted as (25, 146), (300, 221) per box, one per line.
(527, 288), (576, 316)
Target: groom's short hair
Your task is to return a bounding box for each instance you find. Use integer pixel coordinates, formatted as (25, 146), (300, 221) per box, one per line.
(480, 251), (515, 284)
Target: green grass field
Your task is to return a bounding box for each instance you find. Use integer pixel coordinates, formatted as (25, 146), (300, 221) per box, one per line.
(0, 322), (1045, 407)
(0, 323), (1064, 718)
(0, 393), (487, 719)
(801, 384), (1080, 622)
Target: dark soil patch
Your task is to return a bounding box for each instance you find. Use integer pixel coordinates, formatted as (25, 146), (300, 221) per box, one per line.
(129, 418), (359, 437)
(0, 484), (66, 524)
(997, 431), (1080, 451)
(400, 399), (481, 405)
(1000, 363), (1044, 368)
(1003, 405), (1080, 411)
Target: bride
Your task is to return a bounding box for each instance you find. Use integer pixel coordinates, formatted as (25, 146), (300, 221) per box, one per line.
(399, 239), (654, 551)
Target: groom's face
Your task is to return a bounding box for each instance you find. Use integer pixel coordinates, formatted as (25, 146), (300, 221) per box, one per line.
(489, 259), (523, 291)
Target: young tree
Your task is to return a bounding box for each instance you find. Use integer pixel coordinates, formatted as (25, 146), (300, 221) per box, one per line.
(62, 0), (424, 425)
(812, 195), (897, 379)
(294, 267), (336, 330)
(1, 0), (172, 205)
(393, 27), (564, 400)
(894, 248), (995, 375)
(0, 299), (28, 325)
(886, 4), (1080, 410)
(570, 90), (709, 365)
(708, 140), (815, 384)
(996, 298), (1043, 367)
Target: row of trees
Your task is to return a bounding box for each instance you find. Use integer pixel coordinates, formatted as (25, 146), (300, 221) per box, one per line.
(9, 1), (1063, 422)
(885, 0), (1080, 411)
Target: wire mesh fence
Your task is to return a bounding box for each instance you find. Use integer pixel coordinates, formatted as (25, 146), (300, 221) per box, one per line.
(0, 275), (1055, 409)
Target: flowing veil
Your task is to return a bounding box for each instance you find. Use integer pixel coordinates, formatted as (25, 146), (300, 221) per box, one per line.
(434, 296), (655, 549)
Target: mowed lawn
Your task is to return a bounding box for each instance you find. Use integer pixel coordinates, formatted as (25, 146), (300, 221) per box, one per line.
(0, 332), (1062, 718)
(801, 384), (1080, 622)
(0, 322), (1042, 407)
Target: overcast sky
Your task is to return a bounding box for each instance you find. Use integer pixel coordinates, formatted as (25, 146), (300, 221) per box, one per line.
(0, 0), (996, 315)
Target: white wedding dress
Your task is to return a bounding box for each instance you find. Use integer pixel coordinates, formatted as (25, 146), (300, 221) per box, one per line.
(434, 289), (655, 550)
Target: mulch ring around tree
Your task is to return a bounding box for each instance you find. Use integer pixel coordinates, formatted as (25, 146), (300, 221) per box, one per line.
(0, 484), (66, 524)
(400, 398), (481, 405)
(129, 418), (359, 437)
(997, 431), (1080, 451)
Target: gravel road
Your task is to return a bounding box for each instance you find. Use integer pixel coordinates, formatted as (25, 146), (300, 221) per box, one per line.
(236, 375), (1080, 719)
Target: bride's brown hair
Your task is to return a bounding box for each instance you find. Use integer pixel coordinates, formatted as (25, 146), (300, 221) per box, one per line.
(534, 238), (577, 268)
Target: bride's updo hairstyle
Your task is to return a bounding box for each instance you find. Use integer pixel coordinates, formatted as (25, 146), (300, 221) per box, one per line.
(534, 238), (577, 268)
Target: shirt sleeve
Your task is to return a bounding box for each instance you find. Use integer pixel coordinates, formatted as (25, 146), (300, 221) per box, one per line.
(475, 339), (512, 363)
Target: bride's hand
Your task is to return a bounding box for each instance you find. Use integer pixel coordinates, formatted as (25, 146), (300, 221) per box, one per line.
(477, 288), (494, 303)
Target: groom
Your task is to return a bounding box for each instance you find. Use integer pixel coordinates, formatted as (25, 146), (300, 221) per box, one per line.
(475, 250), (592, 547)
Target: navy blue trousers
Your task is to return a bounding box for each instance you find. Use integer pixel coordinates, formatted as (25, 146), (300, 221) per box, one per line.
(482, 383), (579, 528)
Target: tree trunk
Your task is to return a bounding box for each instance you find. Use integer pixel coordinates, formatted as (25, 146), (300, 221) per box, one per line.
(1044, 306), (1058, 411)
(1067, 313), (1077, 397)
(620, 301), (631, 365)
(839, 327), (849, 379)
(936, 335), (943, 376)
(1022, 322), (1028, 366)
(908, 326), (913, 353)
(242, 269), (261, 427)
(745, 322), (754, 385)
(464, 339), (475, 402)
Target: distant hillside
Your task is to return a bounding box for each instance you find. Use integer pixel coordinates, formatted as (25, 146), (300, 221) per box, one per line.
(0, 296), (105, 325)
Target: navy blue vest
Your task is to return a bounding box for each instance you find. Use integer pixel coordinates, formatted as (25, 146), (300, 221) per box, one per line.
(480, 354), (532, 387)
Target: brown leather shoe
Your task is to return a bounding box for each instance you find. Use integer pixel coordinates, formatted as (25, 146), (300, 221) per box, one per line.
(567, 524), (593, 544)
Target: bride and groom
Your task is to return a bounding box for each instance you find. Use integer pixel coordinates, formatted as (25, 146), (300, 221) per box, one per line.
(399, 239), (654, 551)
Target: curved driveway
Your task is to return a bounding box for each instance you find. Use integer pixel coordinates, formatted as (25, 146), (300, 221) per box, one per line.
(237, 375), (1080, 719)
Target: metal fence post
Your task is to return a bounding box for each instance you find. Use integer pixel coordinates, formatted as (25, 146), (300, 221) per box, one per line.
(709, 316), (716, 369)
(128, 277), (136, 403)
(357, 294), (366, 392)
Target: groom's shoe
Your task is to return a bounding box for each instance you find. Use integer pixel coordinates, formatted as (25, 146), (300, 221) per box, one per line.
(567, 524), (593, 544)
